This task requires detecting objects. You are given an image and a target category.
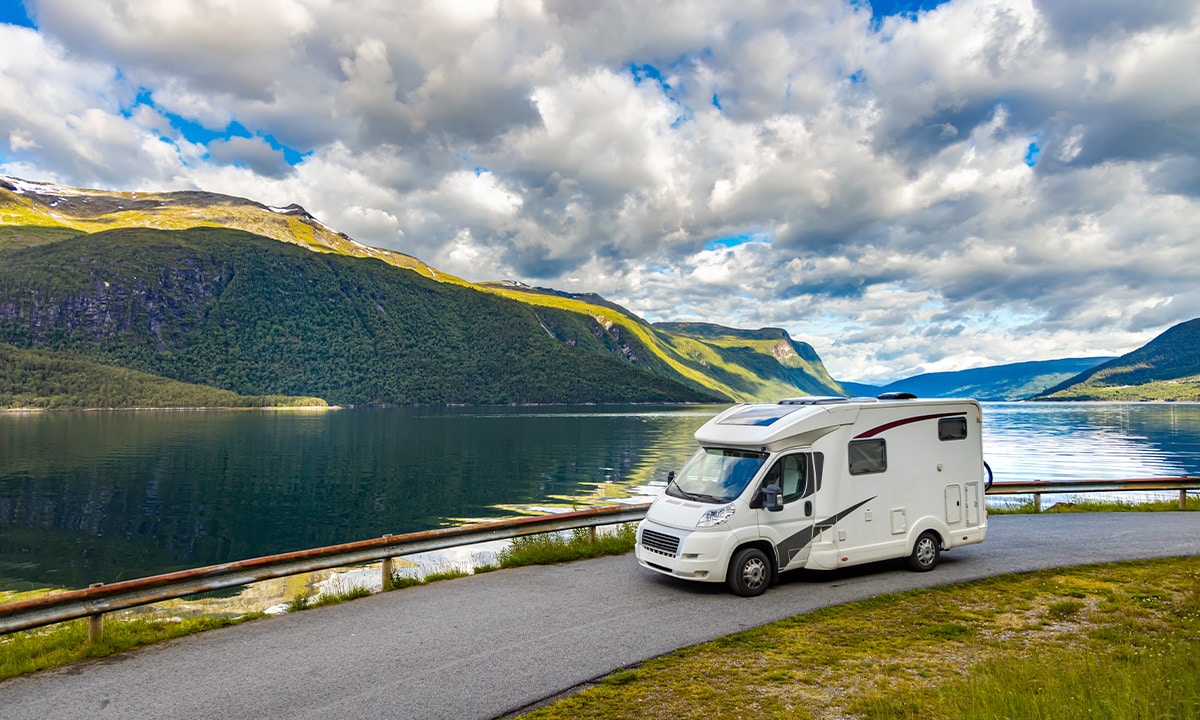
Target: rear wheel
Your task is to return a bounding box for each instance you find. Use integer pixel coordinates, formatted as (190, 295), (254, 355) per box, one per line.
(907, 531), (941, 572)
(727, 547), (771, 597)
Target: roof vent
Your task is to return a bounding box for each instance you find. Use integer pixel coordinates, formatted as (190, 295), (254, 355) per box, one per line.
(877, 392), (917, 400)
(778, 396), (850, 406)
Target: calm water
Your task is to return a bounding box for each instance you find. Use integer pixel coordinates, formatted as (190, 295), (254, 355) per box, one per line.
(2, 402), (1199, 591)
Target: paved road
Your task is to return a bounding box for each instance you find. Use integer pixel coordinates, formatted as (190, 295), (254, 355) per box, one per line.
(2, 512), (1198, 720)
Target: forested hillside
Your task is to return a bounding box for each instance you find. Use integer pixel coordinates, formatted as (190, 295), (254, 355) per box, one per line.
(1037, 318), (1200, 401)
(0, 227), (717, 405)
(0, 342), (325, 409)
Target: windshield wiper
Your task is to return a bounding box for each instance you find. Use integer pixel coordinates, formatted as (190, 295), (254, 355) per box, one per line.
(688, 493), (728, 504)
(667, 485), (700, 502)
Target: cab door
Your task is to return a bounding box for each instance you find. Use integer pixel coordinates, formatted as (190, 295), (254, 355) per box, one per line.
(755, 453), (819, 571)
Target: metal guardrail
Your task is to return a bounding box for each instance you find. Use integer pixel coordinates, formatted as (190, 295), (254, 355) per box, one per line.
(2, 476), (1196, 638)
(0, 503), (651, 637)
(987, 476), (1200, 512)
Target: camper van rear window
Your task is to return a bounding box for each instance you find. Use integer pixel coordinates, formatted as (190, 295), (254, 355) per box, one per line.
(721, 405), (801, 426)
(848, 439), (887, 475)
(938, 416), (968, 441)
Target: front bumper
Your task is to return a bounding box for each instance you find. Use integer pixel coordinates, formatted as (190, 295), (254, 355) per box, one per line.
(635, 519), (738, 583)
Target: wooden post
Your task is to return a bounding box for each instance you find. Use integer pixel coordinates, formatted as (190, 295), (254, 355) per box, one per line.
(381, 556), (393, 589)
(588, 526), (597, 543)
(1181, 489), (1188, 510)
(87, 583), (103, 643)
(380, 534), (394, 589)
(1033, 493), (1042, 513)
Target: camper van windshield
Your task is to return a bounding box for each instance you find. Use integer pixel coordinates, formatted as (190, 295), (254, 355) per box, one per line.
(667, 448), (767, 504)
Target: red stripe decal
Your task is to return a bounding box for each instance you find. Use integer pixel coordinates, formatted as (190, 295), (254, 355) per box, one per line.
(854, 412), (966, 439)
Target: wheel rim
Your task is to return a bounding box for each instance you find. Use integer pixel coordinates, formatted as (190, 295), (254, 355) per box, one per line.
(916, 537), (937, 567)
(742, 557), (768, 589)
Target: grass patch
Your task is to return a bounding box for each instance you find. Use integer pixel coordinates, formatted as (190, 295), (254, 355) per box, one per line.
(496, 524), (637, 568)
(517, 557), (1200, 719)
(286, 585), (373, 612)
(988, 494), (1199, 514)
(0, 614), (262, 682)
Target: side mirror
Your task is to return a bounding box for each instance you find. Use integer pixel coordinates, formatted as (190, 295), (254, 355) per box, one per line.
(760, 483), (784, 512)
(667, 471), (676, 483)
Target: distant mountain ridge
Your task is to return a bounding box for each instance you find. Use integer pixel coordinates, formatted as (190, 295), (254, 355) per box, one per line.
(1036, 318), (1200, 401)
(0, 176), (845, 406)
(850, 357), (1114, 401)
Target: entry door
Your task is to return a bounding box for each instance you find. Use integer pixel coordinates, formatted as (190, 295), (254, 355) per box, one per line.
(758, 453), (817, 570)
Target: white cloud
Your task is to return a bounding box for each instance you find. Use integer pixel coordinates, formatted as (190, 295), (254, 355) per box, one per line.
(3, 0), (1200, 382)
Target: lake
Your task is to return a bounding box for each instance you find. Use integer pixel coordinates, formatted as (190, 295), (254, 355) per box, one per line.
(2, 402), (1199, 592)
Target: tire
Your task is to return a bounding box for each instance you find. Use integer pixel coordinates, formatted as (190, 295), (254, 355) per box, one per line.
(907, 531), (941, 572)
(727, 547), (772, 597)
(984, 461), (994, 491)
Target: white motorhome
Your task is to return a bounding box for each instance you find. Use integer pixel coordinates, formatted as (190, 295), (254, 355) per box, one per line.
(636, 395), (990, 596)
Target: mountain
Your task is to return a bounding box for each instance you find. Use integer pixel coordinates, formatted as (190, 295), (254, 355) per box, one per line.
(1036, 318), (1200, 401)
(0, 226), (721, 405)
(0, 175), (847, 406)
(839, 380), (884, 397)
(0, 342), (325, 409)
(652, 323), (845, 399)
(860, 357), (1114, 401)
(0, 175), (461, 282)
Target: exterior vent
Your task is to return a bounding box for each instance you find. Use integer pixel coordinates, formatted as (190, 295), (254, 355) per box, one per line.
(877, 392), (917, 400)
(778, 396), (851, 406)
(640, 528), (681, 557)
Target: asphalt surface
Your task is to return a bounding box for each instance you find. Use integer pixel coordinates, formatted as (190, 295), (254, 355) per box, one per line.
(2, 512), (1198, 720)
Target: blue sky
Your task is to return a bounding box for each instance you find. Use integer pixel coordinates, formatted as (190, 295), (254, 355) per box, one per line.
(2, 0), (1199, 383)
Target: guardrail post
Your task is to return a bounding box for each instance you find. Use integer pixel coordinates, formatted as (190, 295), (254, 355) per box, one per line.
(1033, 493), (1041, 513)
(380, 535), (394, 589)
(381, 556), (393, 589)
(87, 583), (103, 643)
(1182, 489), (1188, 510)
(588, 526), (597, 543)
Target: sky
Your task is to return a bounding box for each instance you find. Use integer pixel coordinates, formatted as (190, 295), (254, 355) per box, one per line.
(1, 0), (1198, 384)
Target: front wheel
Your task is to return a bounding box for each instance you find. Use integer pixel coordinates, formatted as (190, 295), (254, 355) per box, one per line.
(907, 531), (941, 572)
(727, 547), (772, 597)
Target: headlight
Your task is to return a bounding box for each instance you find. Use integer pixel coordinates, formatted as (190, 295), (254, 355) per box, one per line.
(696, 503), (736, 528)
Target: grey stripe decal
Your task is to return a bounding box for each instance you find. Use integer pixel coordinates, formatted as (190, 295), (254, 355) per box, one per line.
(775, 496), (876, 564)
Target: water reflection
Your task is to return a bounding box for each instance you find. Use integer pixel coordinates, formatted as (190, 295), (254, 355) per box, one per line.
(0, 406), (719, 590)
(983, 403), (1200, 481)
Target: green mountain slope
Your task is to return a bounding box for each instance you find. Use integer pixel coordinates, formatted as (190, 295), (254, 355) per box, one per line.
(652, 322), (845, 399)
(0, 342), (325, 409)
(0, 175), (846, 404)
(0, 227), (718, 405)
(0, 176), (457, 281)
(863, 357), (1114, 401)
(1037, 318), (1200, 401)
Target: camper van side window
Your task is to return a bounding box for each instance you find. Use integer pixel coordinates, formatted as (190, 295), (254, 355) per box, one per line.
(848, 439), (887, 475)
(938, 417), (968, 441)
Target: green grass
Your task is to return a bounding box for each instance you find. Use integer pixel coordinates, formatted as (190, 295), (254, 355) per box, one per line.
(0, 614), (262, 682)
(518, 557), (1200, 719)
(989, 495), (1199, 514)
(286, 585), (372, 611)
(379, 525), (639, 591)
(495, 524), (638, 568)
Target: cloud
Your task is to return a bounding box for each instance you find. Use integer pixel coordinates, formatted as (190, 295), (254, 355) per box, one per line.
(206, 136), (292, 178)
(3, 0), (1200, 383)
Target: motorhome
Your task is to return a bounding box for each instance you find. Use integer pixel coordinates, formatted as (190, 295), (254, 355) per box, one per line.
(635, 395), (990, 596)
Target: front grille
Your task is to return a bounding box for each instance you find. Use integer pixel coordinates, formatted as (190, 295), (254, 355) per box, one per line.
(641, 528), (681, 557)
